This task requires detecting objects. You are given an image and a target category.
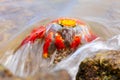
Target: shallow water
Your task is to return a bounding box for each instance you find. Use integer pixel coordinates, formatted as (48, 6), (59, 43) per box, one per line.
(0, 0), (120, 79)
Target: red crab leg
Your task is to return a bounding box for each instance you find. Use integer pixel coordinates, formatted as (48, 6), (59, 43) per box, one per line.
(70, 36), (81, 49)
(43, 32), (54, 58)
(55, 33), (65, 50)
(20, 26), (46, 47)
(14, 26), (46, 53)
(84, 30), (97, 42)
(85, 34), (97, 42)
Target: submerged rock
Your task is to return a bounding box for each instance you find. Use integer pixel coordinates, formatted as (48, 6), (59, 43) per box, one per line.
(0, 64), (24, 80)
(0, 65), (71, 80)
(26, 70), (71, 80)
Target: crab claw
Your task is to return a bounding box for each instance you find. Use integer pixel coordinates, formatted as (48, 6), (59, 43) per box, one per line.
(55, 33), (65, 50)
(70, 36), (81, 49)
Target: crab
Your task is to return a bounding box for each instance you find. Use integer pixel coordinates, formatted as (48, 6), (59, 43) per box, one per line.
(17, 18), (97, 58)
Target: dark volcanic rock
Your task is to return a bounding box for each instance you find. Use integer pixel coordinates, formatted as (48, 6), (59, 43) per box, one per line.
(76, 50), (120, 80)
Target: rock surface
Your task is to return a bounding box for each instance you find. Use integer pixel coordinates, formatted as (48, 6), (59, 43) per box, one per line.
(76, 50), (120, 80)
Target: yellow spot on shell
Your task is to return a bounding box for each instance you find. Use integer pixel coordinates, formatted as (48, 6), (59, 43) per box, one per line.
(59, 19), (76, 27)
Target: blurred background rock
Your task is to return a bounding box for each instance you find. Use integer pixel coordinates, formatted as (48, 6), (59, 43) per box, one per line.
(0, 64), (71, 80)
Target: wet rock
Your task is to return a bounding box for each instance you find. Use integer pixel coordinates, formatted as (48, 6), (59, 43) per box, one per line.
(76, 50), (120, 80)
(53, 49), (72, 64)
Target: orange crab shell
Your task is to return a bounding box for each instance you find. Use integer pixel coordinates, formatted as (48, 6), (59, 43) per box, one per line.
(51, 18), (86, 27)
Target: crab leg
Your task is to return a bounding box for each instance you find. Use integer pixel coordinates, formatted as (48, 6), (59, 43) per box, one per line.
(14, 26), (46, 53)
(43, 32), (54, 58)
(20, 26), (46, 46)
(85, 31), (97, 42)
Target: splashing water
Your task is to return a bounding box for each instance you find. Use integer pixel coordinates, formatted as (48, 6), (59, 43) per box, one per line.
(0, 39), (55, 77)
(52, 36), (120, 80)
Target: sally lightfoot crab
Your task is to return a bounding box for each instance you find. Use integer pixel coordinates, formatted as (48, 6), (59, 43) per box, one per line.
(17, 18), (97, 60)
